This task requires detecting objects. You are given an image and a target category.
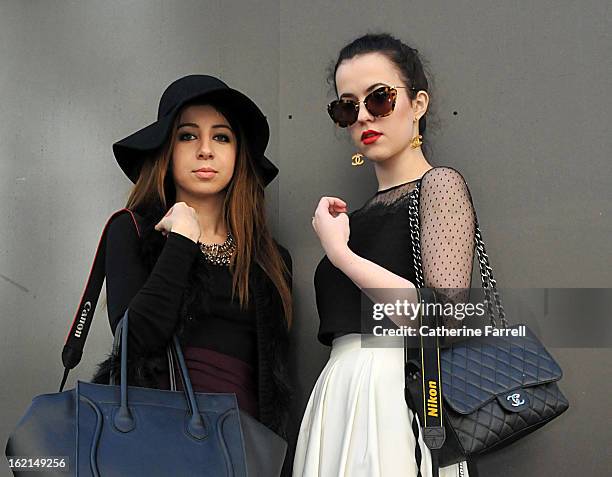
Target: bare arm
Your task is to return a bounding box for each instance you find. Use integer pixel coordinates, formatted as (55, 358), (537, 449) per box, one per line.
(330, 247), (420, 305)
(312, 196), (419, 327)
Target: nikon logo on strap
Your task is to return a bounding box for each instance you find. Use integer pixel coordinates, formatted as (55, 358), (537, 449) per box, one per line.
(427, 380), (440, 417)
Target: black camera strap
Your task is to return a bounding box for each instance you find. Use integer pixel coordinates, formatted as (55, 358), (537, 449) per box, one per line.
(59, 208), (140, 392)
(404, 288), (445, 477)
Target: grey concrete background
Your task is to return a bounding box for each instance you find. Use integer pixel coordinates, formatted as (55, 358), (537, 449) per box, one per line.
(1, 1), (611, 476)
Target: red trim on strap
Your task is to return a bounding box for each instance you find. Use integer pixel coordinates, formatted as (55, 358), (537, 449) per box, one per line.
(63, 208), (140, 343)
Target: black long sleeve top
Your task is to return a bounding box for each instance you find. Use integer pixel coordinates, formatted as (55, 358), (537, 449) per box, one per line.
(105, 213), (256, 364)
(99, 211), (292, 436)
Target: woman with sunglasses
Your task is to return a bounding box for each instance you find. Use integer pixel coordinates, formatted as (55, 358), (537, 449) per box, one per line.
(293, 34), (476, 476)
(91, 75), (293, 474)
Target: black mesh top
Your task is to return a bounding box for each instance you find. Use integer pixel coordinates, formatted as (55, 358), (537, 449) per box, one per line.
(315, 166), (477, 346)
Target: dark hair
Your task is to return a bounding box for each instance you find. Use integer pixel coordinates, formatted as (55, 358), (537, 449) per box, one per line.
(328, 32), (433, 138)
(124, 98), (293, 332)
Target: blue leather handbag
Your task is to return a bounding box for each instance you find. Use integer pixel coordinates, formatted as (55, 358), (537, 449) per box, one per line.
(5, 209), (287, 476)
(6, 311), (249, 477)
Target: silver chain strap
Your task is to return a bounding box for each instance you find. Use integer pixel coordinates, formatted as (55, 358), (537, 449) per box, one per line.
(474, 227), (508, 327)
(408, 188), (425, 289)
(473, 227), (497, 326)
(408, 183), (507, 328)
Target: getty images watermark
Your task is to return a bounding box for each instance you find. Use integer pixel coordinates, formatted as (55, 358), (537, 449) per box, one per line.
(369, 294), (526, 338)
(359, 287), (612, 348)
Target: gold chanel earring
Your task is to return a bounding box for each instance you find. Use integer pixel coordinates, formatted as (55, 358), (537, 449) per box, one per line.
(410, 117), (423, 149)
(351, 153), (365, 166)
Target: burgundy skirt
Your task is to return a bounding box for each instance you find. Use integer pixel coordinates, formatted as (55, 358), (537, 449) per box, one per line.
(158, 346), (259, 419)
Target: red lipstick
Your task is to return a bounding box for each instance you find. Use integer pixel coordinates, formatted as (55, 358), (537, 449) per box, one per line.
(361, 129), (383, 145)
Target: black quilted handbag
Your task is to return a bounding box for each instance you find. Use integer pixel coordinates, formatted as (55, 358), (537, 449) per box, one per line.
(404, 182), (569, 477)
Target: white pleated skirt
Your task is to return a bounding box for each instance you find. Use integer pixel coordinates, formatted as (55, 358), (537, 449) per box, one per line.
(293, 334), (468, 477)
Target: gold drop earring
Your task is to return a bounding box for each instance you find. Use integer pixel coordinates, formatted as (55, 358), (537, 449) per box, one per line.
(351, 153), (365, 166)
(410, 117), (423, 149)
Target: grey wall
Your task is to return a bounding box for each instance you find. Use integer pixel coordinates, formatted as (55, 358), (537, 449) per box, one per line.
(2, 1), (610, 476)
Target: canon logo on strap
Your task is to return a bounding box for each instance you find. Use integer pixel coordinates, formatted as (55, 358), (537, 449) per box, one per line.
(74, 301), (92, 338)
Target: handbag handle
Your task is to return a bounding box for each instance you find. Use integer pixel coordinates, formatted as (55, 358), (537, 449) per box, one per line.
(111, 310), (208, 439)
(407, 182), (508, 328)
(108, 314), (177, 391)
(167, 345), (179, 391)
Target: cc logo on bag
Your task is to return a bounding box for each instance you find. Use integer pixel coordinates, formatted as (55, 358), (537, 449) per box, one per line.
(507, 393), (525, 407)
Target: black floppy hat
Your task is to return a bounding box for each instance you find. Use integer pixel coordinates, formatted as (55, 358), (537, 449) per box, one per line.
(112, 74), (278, 186)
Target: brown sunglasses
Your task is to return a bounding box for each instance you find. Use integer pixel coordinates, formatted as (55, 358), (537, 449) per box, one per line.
(327, 85), (417, 128)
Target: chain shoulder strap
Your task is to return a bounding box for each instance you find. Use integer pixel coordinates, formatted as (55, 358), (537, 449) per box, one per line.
(408, 182), (508, 328)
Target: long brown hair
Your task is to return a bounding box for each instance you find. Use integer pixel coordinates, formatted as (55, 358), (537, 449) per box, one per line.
(124, 100), (292, 327)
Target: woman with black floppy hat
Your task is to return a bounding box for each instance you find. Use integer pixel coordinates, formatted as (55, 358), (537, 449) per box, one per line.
(92, 75), (293, 457)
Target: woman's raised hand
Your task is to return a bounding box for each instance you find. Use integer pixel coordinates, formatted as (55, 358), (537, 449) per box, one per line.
(154, 202), (201, 243)
(311, 196), (350, 265)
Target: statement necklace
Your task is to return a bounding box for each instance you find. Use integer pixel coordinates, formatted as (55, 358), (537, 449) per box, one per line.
(198, 232), (236, 266)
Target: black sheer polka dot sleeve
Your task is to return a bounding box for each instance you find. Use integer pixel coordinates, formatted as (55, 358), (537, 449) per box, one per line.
(418, 167), (476, 331)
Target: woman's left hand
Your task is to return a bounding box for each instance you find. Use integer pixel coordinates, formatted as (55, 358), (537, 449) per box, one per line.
(312, 196), (350, 265)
